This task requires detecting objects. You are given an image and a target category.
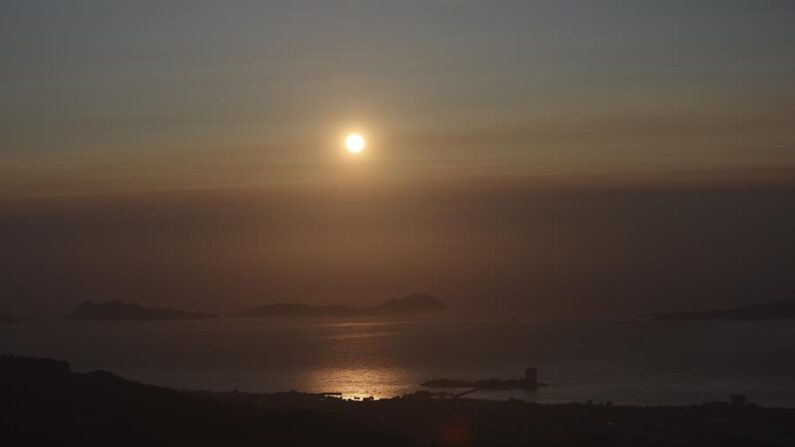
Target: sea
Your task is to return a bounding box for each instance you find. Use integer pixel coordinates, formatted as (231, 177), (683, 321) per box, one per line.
(2, 317), (794, 406)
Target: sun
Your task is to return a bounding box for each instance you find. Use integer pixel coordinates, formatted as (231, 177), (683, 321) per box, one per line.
(345, 133), (366, 154)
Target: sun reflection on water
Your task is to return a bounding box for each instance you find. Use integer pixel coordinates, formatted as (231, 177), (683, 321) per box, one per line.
(299, 367), (412, 400)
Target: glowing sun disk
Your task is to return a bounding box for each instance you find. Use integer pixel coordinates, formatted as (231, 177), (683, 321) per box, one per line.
(345, 133), (366, 154)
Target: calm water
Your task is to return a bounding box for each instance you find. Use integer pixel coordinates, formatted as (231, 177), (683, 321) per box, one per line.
(2, 318), (795, 406)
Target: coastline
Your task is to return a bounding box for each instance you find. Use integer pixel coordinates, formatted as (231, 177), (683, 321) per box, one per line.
(3, 317), (795, 407)
(3, 354), (795, 446)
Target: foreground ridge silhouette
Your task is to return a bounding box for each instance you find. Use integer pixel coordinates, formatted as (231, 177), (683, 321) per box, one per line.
(0, 355), (410, 446)
(3, 355), (795, 446)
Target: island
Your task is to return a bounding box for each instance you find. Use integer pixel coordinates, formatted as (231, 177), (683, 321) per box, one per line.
(421, 368), (547, 397)
(239, 293), (447, 319)
(0, 315), (20, 324)
(66, 300), (215, 321)
(647, 299), (795, 320)
(3, 354), (795, 446)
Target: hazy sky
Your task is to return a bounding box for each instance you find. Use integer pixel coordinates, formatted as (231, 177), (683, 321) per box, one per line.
(2, 0), (794, 198)
(1, 1), (793, 316)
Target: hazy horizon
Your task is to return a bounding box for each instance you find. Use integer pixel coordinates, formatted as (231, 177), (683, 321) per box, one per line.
(2, 179), (792, 318)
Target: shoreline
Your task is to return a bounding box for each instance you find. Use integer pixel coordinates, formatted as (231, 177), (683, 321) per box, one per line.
(3, 355), (795, 446)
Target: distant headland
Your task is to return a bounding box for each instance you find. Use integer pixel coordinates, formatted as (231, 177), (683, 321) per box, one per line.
(239, 293), (447, 319)
(422, 368), (547, 398)
(647, 300), (795, 320)
(66, 300), (215, 321)
(0, 315), (20, 324)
